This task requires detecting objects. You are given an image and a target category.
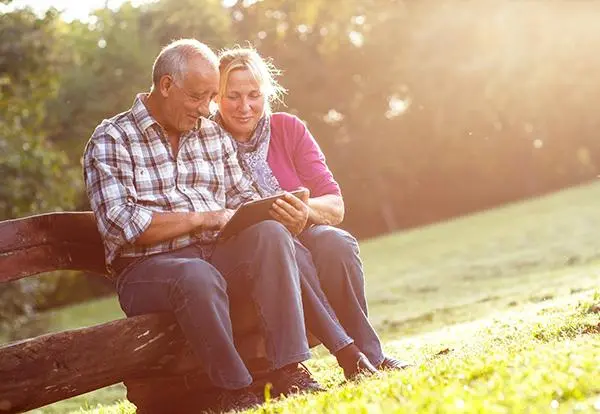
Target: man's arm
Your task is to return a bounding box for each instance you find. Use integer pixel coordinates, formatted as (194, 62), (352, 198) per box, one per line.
(135, 210), (233, 245)
(84, 129), (232, 254)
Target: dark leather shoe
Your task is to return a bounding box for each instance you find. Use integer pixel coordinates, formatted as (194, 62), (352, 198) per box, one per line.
(378, 356), (413, 371)
(343, 352), (380, 380)
(215, 387), (262, 412)
(271, 363), (326, 396)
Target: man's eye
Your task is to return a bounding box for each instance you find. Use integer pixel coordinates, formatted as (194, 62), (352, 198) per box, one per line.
(249, 92), (262, 98)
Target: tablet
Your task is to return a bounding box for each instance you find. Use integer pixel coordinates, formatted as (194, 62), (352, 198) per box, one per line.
(218, 189), (308, 240)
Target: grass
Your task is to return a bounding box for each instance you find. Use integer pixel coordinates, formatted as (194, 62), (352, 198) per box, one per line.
(23, 180), (600, 413)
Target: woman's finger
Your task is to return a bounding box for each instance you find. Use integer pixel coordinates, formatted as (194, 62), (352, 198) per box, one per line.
(269, 209), (302, 234)
(271, 202), (295, 223)
(275, 198), (308, 221)
(282, 192), (307, 209)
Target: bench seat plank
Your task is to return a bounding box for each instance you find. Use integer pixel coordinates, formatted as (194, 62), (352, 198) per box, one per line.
(0, 313), (266, 413)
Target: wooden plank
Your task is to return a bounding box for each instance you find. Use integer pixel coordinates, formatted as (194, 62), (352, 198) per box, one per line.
(0, 212), (107, 283)
(0, 313), (267, 413)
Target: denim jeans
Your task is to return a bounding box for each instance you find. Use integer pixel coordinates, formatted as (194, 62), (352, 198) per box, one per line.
(298, 225), (385, 366)
(116, 220), (311, 390)
(294, 239), (354, 354)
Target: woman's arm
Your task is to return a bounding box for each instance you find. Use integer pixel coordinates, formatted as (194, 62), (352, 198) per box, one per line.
(307, 194), (345, 226)
(280, 114), (345, 225)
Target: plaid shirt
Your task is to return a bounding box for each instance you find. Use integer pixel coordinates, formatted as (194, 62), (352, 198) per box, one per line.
(83, 94), (258, 267)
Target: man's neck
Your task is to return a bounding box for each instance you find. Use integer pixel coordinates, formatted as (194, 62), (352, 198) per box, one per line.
(144, 92), (181, 154)
(145, 92), (181, 138)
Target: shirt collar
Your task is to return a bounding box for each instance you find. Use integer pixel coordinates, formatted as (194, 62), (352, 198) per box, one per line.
(131, 93), (160, 134)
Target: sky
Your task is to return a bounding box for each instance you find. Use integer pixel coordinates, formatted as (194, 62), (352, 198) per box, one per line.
(4, 0), (152, 21)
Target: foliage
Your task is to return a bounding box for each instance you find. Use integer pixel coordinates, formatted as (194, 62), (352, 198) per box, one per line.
(0, 8), (80, 219)
(0, 7), (83, 336)
(7, 0), (600, 237)
(45, 0), (233, 161)
(227, 0), (600, 235)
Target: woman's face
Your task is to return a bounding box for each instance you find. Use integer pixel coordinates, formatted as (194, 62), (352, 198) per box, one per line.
(218, 68), (266, 142)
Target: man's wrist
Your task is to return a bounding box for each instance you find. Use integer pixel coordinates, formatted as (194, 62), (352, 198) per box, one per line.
(190, 212), (204, 229)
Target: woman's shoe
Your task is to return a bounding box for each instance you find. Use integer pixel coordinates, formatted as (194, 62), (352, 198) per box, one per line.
(343, 352), (379, 380)
(378, 356), (413, 371)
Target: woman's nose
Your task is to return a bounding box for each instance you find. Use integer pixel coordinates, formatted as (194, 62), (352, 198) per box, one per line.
(239, 97), (251, 111)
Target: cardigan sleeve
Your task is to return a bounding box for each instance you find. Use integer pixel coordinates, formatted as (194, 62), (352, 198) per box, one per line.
(281, 113), (341, 197)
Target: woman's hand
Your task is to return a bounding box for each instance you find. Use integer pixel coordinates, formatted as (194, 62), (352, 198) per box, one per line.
(270, 189), (310, 236)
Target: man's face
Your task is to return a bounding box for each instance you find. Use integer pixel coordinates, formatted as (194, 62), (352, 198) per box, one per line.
(163, 58), (219, 134)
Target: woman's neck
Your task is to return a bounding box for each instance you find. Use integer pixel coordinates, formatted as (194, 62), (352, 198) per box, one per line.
(233, 131), (253, 143)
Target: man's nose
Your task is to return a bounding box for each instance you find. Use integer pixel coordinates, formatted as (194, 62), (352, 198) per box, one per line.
(196, 99), (210, 117)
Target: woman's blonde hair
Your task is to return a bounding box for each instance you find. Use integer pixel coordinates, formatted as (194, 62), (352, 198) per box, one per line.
(218, 46), (286, 113)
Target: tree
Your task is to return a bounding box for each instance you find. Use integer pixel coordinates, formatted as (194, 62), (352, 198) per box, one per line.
(0, 7), (82, 339)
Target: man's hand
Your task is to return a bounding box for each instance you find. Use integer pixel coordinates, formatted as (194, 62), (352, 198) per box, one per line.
(199, 209), (236, 231)
(270, 189), (309, 236)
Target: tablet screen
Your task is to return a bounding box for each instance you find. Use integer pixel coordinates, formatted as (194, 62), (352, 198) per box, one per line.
(218, 189), (307, 240)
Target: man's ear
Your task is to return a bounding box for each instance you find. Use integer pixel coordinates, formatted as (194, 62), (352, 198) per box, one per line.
(158, 75), (174, 98)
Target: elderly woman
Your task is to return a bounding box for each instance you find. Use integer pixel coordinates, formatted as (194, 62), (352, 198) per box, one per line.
(213, 47), (411, 378)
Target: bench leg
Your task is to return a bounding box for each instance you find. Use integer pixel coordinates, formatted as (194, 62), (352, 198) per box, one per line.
(124, 373), (216, 414)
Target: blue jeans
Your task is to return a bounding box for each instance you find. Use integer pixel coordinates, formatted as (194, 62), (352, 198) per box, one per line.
(116, 221), (311, 390)
(298, 225), (385, 366)
(294, 240), (354, 354)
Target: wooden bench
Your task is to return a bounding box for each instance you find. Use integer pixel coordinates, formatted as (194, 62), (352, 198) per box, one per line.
(0, 212), (317, 413)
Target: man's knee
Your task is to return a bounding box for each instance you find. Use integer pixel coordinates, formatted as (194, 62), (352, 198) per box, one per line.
(248, 220), (293, 248)
(174, 260), (226, 298)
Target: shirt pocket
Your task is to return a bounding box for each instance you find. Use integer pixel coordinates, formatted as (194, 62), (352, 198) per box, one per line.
(133, 162), (176, 202)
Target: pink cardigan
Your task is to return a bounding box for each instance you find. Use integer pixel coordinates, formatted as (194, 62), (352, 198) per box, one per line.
(267, 112), (341, 197)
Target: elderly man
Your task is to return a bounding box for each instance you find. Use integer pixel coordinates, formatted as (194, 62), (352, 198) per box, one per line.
(83, 39), (322, 412)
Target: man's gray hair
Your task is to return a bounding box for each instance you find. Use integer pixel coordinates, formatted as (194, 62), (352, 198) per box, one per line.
(152, 39), (218, 88)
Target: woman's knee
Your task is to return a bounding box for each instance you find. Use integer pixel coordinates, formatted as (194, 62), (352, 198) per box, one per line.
(311, 226), (360, 257)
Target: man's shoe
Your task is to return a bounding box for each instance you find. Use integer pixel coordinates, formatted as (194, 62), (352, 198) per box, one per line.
(343, 352), (380, 380)
(378, 356), (413, 371)
(271, 363), (326, 396)
(215, 387), (262, 413)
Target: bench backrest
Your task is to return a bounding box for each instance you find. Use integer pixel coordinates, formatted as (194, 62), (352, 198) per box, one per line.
(0, 212), (266, 413)
(0, 212), (108, 283)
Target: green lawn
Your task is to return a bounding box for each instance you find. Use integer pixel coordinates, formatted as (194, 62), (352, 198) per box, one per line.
(26, 181), (600, 413)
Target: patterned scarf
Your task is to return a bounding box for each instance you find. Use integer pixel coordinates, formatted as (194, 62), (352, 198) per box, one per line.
(214, 112), (282, 197)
